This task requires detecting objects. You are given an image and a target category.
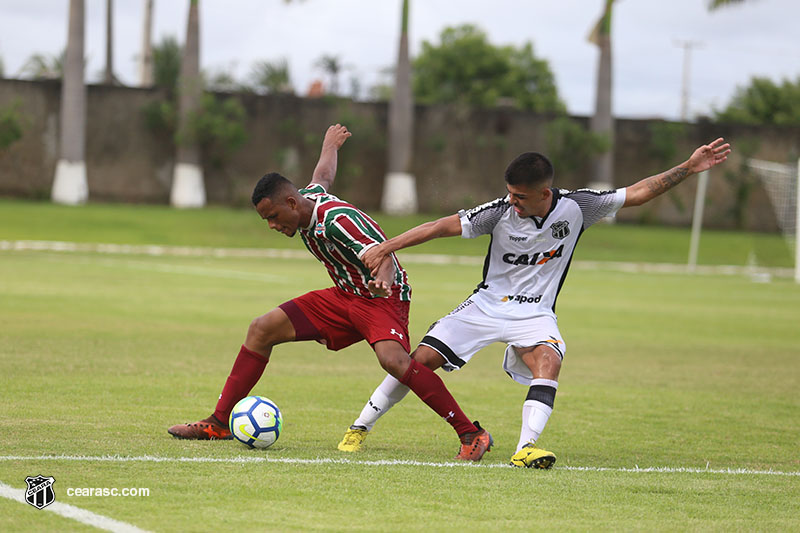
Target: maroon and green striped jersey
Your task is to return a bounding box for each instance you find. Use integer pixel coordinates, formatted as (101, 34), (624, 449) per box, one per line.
(297, 183), (411, 301)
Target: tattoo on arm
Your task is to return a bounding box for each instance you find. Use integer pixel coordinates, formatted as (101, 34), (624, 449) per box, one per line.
(646, 167), (690, 196)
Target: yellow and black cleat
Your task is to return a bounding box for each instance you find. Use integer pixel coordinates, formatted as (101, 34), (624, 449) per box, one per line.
(509, 443), (556, 469)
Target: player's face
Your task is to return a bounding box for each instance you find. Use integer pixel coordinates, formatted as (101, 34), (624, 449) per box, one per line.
(506, 183), (552, 218)
(255, 196), (300, 237)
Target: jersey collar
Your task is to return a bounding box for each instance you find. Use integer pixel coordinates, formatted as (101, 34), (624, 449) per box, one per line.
(529, 188), (561, 229)
(303, 196), (321, 232)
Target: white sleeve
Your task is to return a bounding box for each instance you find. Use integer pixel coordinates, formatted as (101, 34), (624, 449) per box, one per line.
(458, 197), (510, 239)
(565, 188), (626, 229)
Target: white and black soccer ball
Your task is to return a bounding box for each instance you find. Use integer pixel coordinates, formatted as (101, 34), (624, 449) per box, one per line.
(229, 396), (283, 449)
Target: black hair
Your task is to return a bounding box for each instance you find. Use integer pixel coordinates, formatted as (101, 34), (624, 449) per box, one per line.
(504, 152), (554, 187)
(251, 172), (295, 206)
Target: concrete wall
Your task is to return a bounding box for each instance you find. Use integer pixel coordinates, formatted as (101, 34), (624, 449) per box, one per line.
(2, 78), (799, 231)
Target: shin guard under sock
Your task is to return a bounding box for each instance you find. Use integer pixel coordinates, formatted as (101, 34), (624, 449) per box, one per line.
(399, 359), (477, 436)
(213, 345), (269, 426)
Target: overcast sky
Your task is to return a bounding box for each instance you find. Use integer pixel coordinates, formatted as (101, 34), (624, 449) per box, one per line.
(0, 0), (797, 120)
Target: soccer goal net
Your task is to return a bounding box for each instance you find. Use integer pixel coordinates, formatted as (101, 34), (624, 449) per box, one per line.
(746, 157), (800, 283)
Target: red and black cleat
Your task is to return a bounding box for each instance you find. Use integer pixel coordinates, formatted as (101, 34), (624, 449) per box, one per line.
(168, 415), (232, 440)
(454, 421), (493, 461)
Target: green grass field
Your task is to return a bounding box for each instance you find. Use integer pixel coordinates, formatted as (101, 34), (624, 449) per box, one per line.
(0, 198), (794, 267)
(1, 200), (798, 532)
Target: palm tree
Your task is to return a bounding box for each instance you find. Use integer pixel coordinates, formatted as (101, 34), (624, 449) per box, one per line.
(315, 54), (343, 95)
(170, 0), (205, 208)
(18, 52), (64, 80)
(249, 59), (293, 94)
(52, 0), (88, 205)
(206, 68), (239, 92)
(708, 0), (751, 8)
(588, 0), (615, 189)
(103, 0), (117, 84)
(139, 0), (154, 86)
(381, 0), (417, 214)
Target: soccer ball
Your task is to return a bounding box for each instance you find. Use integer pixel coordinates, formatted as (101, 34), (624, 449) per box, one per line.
(229, 396), (283, 449)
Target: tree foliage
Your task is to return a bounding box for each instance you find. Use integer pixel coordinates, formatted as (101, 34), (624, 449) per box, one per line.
(19, 51), (65, 80)
(152, 37), (182, 92)
(545, 116), (610, 174)
(0, 102), (24, 149)
(413, 24), (565, 113)
(143, 31), (247, 165)
(316, 54), (344, 95)
(188, 94), (247, 165)
(205, 69), (240, 93)
(249, 59), (293, 94)
(715, 76), (800, 126)
(707, 0), (752, 10)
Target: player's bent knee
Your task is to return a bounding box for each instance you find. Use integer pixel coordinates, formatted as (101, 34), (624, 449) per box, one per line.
(542, 349), (562, 366)
(378, 354), (408, 378)
(519, 344), (562, 380)
(411, 346), (446, 370)
(537, 350), (562, 379)
(374, 342), (411, 379)
(246, 309), (294, 349)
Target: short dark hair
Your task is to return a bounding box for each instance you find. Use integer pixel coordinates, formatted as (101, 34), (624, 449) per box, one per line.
(251, 172), (295, 206)
(504, 152), (554, 187)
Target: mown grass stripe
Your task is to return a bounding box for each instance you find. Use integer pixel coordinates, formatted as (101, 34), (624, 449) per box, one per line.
(1, 240), (793, 277)
(1, 455), (797, 476)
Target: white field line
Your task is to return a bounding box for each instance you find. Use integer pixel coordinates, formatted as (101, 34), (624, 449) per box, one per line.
(1, 455), (797, 477)
(45, 255), (285, 283)
(0, 481), (151, 533)
(0, 239), (794, 278)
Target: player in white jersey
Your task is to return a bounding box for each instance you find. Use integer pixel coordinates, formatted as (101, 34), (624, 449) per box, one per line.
(337, 138), (731, 468)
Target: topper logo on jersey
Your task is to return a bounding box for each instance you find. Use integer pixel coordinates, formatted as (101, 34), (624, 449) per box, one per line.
(550, 220), (570, 239)
(501, 294), (542, 304)
(502, 244), (564, 266)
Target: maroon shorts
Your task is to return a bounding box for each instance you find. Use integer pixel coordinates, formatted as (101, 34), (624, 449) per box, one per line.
(279, 287), (411, 353)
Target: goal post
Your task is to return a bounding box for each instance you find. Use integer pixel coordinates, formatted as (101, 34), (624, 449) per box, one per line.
(745, 157), (800, 283)
(687, 170), (709, 273)
(795, 157), (799, 283)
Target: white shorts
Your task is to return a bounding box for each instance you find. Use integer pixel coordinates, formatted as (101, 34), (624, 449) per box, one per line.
(418, 297), (566, 386)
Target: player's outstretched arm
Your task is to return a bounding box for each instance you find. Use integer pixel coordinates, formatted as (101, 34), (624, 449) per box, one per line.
(623, 137), (731, 207)
(363, 214), (462, 274)
(310, 124), (352, 191)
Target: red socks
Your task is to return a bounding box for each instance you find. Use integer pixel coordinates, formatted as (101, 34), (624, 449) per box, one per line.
(212, 347), (476, 437)
(399, 359), (478, 436)
(212, 345), (269, 426)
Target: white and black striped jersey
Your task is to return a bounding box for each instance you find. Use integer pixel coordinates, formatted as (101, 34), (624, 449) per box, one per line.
(458, 188), (626, 319)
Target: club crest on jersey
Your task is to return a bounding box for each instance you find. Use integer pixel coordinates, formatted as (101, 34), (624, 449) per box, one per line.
(550, 220), (570, 239)
(314, 222), (325, 237)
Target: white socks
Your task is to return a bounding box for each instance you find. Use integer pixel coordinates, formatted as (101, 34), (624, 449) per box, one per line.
(516, 378), (558, 452)
(352, 374), (411, 431)
(353, 372), (558, 453)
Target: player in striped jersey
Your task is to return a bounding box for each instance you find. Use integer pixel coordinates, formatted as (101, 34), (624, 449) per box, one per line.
(338, 138), (730, 468)
(168, 124), (492, 461)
